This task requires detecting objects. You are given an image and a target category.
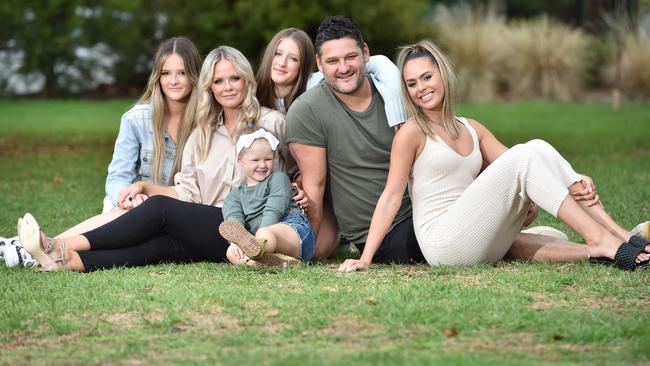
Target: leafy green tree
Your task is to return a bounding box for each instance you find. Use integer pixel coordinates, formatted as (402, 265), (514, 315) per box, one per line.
(83, 0), (159, 92)
(1, 0), (90, 95)
(162, 0), (433, 65)
(1, 0), (434, 95)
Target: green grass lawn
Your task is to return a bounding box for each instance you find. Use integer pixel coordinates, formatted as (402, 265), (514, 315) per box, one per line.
(1, 99), (649, 365)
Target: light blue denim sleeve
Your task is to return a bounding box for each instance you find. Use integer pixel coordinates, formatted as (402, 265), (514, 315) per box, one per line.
(105, 115), (141, 206)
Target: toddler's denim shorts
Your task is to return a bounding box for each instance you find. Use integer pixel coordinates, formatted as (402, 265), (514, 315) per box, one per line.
(280, 213), (316, 261)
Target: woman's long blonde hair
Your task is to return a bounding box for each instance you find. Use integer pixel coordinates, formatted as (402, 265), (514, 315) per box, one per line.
(397, 39), (459, 139)
(195, 46), (261, 160)
(137, 37), (202, 183)
(256, 28), (315, 111)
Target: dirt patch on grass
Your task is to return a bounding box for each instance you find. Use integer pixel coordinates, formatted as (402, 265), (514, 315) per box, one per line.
(1, 334), (70, 352)
(394, 267), (431, 278)
(399, 325), (429, 338)
(300, 315), (384, 340)
(249, 321), (291, 335)
(101, 305), (242, 335)
(446, 332), (619, 354)
(0, 306), (240, 354)
(450, 274), (492, 288)
(630, 148), (650, 157)
(124, 359), (149, 366)
(160, 303), (293, 337)
(185, 304), (240, 333)
(105, 312), (141, 324)
(577, 296), (650, 314)
(528, 300), (565, 311)
(577, 297), (623, 311)
(103, 309), (166, 326)
(527, 293), (650, 313)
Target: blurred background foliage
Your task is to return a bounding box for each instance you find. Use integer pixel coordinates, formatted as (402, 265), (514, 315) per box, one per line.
(1, 0), (648, 100)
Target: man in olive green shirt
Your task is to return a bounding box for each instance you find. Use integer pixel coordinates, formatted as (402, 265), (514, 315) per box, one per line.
(286, 16), (425, 263)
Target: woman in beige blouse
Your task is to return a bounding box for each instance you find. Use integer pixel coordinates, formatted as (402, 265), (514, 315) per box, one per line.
(18, 46), (303, 272)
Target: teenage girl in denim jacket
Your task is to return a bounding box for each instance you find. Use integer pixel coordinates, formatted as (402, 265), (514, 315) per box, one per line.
(2, 37), (202, 268)
(52, 37), (202, 238)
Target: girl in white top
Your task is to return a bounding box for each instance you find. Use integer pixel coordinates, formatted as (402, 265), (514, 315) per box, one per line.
(339, 40), (650, 272)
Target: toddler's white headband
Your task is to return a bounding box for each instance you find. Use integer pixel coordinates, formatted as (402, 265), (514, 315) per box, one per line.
(235, 128), (280, 155)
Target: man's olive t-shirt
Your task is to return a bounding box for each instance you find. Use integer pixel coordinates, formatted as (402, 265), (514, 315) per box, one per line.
(286, 78), (411, 244)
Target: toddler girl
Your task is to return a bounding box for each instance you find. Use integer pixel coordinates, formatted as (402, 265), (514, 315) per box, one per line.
(219, 129), (315, 266)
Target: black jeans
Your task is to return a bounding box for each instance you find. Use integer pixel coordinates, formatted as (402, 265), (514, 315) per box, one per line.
(78, 195), (229, 272)
(354, 216), (425, 264)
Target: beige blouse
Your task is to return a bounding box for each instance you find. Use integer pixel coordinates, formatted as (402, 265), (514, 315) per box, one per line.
(172, 107), (287, 207)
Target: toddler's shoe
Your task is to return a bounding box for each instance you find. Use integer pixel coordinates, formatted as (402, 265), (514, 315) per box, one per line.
(219, 221), (266, 259)
(254, 252), (302, 267)
(219, 221), (302, 267)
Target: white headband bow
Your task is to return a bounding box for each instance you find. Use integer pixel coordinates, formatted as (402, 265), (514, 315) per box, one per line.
(235, 129), (280, 155)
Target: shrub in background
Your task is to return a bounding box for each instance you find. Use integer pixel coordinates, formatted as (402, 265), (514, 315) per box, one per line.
(433, 3), (506, 102)
(618, 32), (650, 100)
(500, 15), (593, 101)
(602, 9), (650, 102)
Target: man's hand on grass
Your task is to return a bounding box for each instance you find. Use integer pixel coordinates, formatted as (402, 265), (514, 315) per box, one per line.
(338, 259), (370, 273)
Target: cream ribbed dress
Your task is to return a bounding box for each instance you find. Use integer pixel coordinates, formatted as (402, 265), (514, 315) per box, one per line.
(409, 118), (582, 265)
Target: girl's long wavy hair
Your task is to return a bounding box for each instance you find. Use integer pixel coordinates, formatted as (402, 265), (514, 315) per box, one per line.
(255, 28), (315, 112)
(396, 39), (459, 139)
(195, 46), (261, 160)
(137, 37), (202, 183)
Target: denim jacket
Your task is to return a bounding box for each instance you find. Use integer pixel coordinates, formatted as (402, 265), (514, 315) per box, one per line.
(105, 103), (177, 206)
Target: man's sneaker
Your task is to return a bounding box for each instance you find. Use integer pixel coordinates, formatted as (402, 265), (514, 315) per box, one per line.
(4, 239), (39, 269)
(631, 221), (650, 241)
(335, 237), (354, 254)
(520, 226), (569, 240)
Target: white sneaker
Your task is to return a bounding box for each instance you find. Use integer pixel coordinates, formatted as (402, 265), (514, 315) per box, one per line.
(0, 236), (8, 261)
(631, 221), (650, 241)
(521, 226), (569, 240)
(0, 236), (19, 261)
(3, 238), (39, 269)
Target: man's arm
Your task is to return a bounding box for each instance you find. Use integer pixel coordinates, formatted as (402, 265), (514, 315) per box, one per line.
(288, 142), (327, 235)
